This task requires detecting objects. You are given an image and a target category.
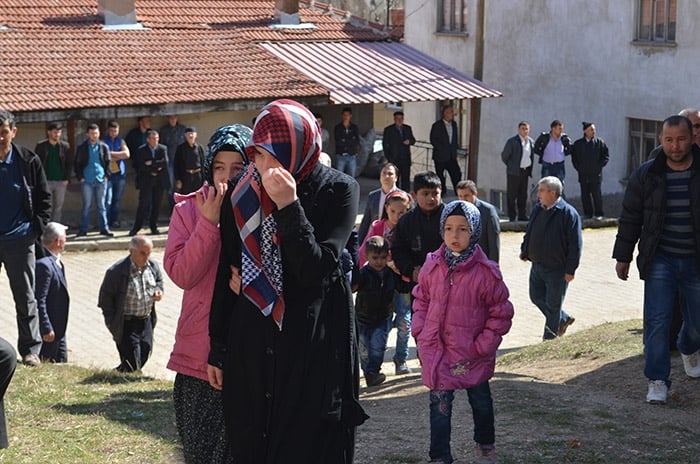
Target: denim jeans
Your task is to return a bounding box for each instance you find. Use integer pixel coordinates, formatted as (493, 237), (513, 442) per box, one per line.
(106, 173), (127, 225)
(529, 263), (569, 339)
(541, 161), (565, 183)
(358, 316), (392, 375)
(643, 253), (700, 383)
(393, 291), (412, 364)
(80, 180), (108, 233)
(335, 154), (357, 178)
(429, 382), (495, 463)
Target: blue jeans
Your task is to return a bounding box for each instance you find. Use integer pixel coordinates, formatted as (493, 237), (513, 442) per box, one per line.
(358, 316), (392, 375)
(393, 291), (412, 364)
(335, 154), (357, 178)
(429, 382), (495, 463)
(541, 161), (565, 183)
(643, 253), (700, 383)
(529, 263), (569, 340)
(106, 173), (127, 225)
(80, 180), (108, 233)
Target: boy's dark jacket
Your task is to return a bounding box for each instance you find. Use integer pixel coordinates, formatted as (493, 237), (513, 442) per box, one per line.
(355, 265), (396, 327)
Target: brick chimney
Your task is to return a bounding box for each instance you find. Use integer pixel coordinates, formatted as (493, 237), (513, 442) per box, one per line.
(273, 0), (300, 25)
(98, 0), (139, 27)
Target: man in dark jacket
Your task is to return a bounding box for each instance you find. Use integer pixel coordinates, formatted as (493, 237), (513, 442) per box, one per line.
(98, 235), (162, 372)
(34, 122), (72, 222)
(382, 111), (416, 191)
(74, 123), (112, 237)
(0, 109), (51, 366)
(613, 115), (700, 404)
(572, 122), (609, 219)
(534, 120), (572, 187)
(129, 129), (170, 236)
(429, 105), (462, 195)
(520, 176), (581, 341)
(501, 121), (534, 221)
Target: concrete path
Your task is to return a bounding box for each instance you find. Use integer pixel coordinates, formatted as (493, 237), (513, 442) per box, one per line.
(0, 226), (644, 380)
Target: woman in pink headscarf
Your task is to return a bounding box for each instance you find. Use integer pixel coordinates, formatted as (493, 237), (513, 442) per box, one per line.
(208, 99), (367, 464)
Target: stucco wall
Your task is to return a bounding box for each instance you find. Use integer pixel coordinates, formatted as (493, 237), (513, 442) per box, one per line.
(405, 0), (700, 203)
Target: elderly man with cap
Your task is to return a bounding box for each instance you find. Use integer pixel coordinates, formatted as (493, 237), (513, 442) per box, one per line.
(571, 122), (609, 219)
(174, 126), (206, 195)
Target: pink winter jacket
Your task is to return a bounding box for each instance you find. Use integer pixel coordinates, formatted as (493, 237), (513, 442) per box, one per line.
(165, 185), (221, 381)
(412, 243), (514, 391)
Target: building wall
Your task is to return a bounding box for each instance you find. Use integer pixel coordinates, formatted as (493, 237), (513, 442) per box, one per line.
(405, 0), (700, 203)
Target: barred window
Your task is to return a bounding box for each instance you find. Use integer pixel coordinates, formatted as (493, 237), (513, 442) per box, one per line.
(637, 0), (676, 43)
(628, 118), (663, 176)
(438, 0), (467, 33)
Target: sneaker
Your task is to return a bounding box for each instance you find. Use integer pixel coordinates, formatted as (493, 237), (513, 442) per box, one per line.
(475, 444), (497, 463)
(646, 380), (668, 404)
(365, 372), (386, 387)
(22, 353), (41, 367)
(558, 317), (575, 337)
(681, 351), (700, 378)
(394, 361), (411, 375)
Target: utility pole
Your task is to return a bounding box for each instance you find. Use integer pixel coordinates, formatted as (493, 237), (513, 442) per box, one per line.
(469, 0), (485, 182)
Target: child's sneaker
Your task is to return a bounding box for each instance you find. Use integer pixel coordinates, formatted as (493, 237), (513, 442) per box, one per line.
(365, 372), (386, 387)
(646, 380), (668, 404)
(680, 350), (700, 377)
(475, 444), (497, 464)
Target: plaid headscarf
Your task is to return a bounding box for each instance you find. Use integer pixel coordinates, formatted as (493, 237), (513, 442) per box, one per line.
(231, 99), (321, 330)
(203, 124), (253, 184)
(440, 200), (482, 271)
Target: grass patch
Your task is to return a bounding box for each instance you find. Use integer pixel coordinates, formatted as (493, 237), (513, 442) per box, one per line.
(497, 319), (643, 367)
(1, 364), (181, 464)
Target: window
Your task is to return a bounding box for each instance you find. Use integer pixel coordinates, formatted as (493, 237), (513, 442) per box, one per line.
(628, 118), (663, 176)
(637, 0), (676, 43)
(438, 0), (467, 33)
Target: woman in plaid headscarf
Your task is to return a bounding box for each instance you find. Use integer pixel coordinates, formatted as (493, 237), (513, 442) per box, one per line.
(208, 100), (367, 464)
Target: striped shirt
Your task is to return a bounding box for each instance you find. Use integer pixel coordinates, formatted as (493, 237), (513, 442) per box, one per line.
(124, 260), (157, 318)
(659, 167), (694, 256)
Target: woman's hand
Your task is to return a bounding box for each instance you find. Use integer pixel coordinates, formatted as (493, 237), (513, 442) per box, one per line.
(229, 265), (241, 295)
(207, 365), (224, 391)
(261, 167), (297, 209)
(196, 182), (227, 225)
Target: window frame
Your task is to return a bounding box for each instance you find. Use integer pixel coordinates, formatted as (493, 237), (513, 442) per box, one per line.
(627, 117), (663, 177)
(437, 0), (468, 35)
(635, 0), (676, 43)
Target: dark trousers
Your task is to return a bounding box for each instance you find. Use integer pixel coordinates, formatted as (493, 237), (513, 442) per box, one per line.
(506, 170), (530, 221)
(395, 155), (411, 192)
(429, 382), (495, 463)
(132, 184), (164, 232)
(529, 263), (569, 340)
(0, 337), (17, 449)
(579, 179), (604, 217)
(433, 158), (462, 195)
(40, 335), (67, 363)
(0, 236), (41, 356)
(116, 315), (153, 372)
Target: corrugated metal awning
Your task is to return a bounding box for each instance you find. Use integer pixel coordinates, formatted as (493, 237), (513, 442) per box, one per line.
(260, 41), (502, 104)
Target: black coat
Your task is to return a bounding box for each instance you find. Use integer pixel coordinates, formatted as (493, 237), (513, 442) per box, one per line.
(429, 119), (459, 162)
(209, 163), (367, 464)
(382, 123), (415, 164)
(571, 136), (609, 181)
(133, 143), (170, 190)
(501, 134), (533, 176)
(34, 139), (73, 181)
(9, 144), (51, 238)
(613, 146), (700, 279)
(74, 140), (111, 181)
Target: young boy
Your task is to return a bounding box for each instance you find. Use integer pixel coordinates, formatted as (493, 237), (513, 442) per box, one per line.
(354, 236), (397, 387)
(391, 171), (445, 286)
(456, 179), (501, 263)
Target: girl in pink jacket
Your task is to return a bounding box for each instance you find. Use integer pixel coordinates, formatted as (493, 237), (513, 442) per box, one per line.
(412, 200), (514, 464)
(164, 124), (251, 464)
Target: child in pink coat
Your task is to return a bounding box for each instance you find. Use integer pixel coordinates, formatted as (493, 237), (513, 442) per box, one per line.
(412, 200), (514, 464)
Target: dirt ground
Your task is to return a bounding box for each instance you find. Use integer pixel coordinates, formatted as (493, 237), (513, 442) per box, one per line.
(355, 321), (699, 464)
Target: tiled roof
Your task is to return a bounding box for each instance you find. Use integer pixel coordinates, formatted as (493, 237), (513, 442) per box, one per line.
(0, 1), (391, 113)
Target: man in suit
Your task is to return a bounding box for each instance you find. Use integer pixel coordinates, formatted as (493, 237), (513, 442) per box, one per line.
(35, 222), (70, 363)
(501, 121), (534, 221)
(98, 235), (163, 372)
(456, 180), (501, 263)
(34, 122), (72, 222)
(357, 162), (399, 244)
(74, 123), (113, 237)
(382, 111), (416, 192)
(129, 129), (170, 236)
(429, 105), (462, 195)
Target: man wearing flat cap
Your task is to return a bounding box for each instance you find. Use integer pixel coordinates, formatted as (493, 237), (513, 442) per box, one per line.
(571, 122), (609, 219)
(173, 127), (205, 195)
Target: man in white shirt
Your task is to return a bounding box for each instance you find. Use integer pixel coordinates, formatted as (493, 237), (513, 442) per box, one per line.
(501, 121), (534, 221)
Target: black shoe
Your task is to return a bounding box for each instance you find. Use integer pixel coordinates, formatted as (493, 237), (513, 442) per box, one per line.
(150, 228), (161, 235)
(517, 216), (529, 221)
(99, 229), (114, 237)
(558, 317), (575, 337)
(76, 231), (87, 237)
(22, 353), (41, 367)
(365, 372), (386, 387)
(128, 229), (138, 237)
(110, 221), (121, 229)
